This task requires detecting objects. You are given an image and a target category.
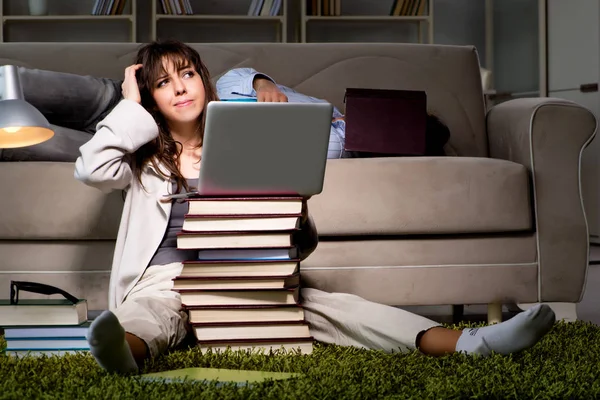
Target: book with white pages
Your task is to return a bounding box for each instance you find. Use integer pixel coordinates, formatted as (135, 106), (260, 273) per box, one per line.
(182, 213), (301, 232)
(181, 259), (299, 277)
(177, 230), (296, 250)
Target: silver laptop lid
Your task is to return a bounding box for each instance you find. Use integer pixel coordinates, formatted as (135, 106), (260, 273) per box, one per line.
(198, 101), (333, 197)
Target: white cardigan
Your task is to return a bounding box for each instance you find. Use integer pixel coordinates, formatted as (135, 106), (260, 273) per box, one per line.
(75, 99), (175, 311)
(75, 98), (318, 311)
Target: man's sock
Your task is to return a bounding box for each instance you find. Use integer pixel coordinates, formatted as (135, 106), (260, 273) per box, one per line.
(86, 310), (139, 374)
(455, 304), (556, 356)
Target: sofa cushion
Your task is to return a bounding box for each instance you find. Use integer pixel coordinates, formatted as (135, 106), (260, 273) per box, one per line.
(0, 157), (532, 240)
(308, 157), (532, 236)
(0, 162), (122, 240)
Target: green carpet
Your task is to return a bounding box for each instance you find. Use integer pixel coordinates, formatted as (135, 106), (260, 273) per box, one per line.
(2, 320), (600, 399)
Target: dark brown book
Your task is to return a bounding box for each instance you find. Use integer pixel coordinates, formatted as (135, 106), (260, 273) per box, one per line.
(343, 88), (427, 156)
(191, 320), (311, 342)
(185, 304), (305, 324)
(176, 287), (301, 307)
(172, 273), (300, 290)
(180, 259), (299, 277)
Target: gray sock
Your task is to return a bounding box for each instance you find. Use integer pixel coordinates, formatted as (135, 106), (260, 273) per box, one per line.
(455, 304), (556, 356)
(86, 310), (139, 374)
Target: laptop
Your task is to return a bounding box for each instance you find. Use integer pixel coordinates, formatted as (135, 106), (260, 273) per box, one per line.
(195, 101), (333, 197)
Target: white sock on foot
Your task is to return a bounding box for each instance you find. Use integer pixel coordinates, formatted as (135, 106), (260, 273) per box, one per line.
(86, 310), (139, 374)
(455, 304), (556, 356)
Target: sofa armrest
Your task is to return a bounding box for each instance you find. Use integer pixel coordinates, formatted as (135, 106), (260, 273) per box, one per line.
(486, 97), (597, 302)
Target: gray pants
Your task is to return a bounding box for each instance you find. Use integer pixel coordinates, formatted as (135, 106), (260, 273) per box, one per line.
(116, 216), (440, 357)
(118, 262), (440, 358)
(0, 68), (123, 162)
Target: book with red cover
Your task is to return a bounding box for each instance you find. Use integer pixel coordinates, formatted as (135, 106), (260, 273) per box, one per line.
(177, 230), (298, 250)
(182, 213), (302, 232)
(343, 88), (427, 156)
(191, 320), (311, 342)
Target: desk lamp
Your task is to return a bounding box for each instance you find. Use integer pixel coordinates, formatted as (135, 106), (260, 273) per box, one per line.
(0, 65), (53, 148)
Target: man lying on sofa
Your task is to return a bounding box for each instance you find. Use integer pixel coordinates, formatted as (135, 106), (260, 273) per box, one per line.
(0, 66), (345, 162)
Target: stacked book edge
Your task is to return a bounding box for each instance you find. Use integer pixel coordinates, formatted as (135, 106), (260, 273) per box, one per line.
(176, 195), (314, 354)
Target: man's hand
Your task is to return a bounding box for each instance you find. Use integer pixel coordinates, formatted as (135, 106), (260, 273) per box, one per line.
(254, 78), (288, 102)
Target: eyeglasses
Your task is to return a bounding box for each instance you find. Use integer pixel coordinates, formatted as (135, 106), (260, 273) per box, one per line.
(10, 280), (79, 305)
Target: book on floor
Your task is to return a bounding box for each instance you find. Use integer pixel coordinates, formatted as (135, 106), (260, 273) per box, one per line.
(5, 337), (90, 351)
(1, 321), (92, 357)
(0, 299), (88, 326)
(140, 366), (302, 385)
(1, 281), (88, 327)
(3, 321), (91, 339)
(3, 349), (89, 358)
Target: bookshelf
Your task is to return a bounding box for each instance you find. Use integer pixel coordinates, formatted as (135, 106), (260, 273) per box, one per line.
(0, 0), (137, 43)
(300, 0), (434, 44)
(150, 0), (289, 43)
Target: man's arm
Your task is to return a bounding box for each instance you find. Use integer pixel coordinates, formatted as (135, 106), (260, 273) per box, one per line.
(216, 68), (287, 102)
(253, 77), (288, 102)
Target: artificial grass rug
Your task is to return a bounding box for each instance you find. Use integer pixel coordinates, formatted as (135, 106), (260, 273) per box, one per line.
(2, 320), (600, 399)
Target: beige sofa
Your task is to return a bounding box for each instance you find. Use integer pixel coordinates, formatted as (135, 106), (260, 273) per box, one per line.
(0, 43), (596, 320)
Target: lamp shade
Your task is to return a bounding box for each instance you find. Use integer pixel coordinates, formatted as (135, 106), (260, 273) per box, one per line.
(0, 65), (54, 149)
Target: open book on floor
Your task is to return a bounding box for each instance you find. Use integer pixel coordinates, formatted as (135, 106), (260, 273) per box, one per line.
(139, 367), (302, 385)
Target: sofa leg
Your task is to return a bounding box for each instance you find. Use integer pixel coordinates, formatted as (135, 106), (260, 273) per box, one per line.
(452, 305), (464, 324)
(487, 303), (502, 324)
(516, 302), (578, 322)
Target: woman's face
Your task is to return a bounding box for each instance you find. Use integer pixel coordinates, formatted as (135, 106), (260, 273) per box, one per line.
(151, 58), (206, 127)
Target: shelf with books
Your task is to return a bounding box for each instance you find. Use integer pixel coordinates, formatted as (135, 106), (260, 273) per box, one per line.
(300, 0), (433, 44)
(0, 0), (137, 42)
(2, 15), (133, 21)
(151, 0), (288, 43)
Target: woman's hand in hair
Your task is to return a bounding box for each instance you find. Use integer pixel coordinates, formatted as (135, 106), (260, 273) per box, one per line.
(122, 64), (144, 104)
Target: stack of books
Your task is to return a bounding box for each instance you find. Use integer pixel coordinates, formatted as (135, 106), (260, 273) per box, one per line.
(1, 297), (90, 357)
(175, 196), (314, 355)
